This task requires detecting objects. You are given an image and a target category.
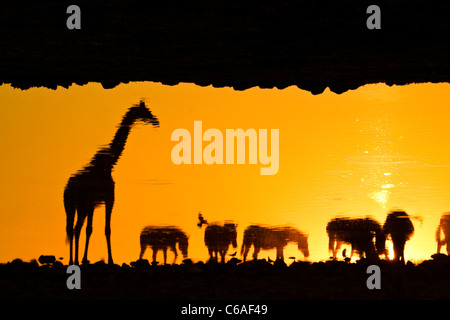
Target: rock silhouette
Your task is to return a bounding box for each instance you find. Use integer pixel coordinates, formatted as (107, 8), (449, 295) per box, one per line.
(436, 213), (450, 254)
(6, 255), (450, 299)
(64, 101), (159, 265)
(204, 222), (238, 263)
(241, 225), (309, 262)
(326, 217), (386, 261)
(38, 255), (56, 265)
(139, 226), (189, 265)
(383, 210), (415, 263)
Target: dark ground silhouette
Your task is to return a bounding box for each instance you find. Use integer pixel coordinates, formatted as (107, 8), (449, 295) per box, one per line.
(3, 255), (450, 299)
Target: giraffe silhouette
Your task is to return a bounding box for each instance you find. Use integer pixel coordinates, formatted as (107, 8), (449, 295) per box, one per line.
(64, 101), (159, 265)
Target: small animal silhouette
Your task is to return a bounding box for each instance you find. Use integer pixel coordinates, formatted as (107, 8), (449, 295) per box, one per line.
(383, 210), (414, 262)
(436, 213), (450, 254)
(326, 217), (386, 261)
(204, 222), (238, 263)
(139, 226), (189, 265)
(241, 225), (309, 262)
(64, 101), (159, 265)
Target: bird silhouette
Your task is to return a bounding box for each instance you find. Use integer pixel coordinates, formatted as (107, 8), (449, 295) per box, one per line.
(197, 213), (208, 228)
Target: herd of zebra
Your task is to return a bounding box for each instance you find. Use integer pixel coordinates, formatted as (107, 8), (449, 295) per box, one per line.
(138, 211), (450, 265)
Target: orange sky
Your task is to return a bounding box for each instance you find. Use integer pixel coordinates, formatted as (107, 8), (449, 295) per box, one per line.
(1, 81), (450, 265)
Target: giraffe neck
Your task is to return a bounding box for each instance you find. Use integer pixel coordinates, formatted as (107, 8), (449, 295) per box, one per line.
(87, 111), (138, 171)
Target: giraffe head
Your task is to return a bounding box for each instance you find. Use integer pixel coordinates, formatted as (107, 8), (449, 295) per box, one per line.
(126, 100), (160, 127)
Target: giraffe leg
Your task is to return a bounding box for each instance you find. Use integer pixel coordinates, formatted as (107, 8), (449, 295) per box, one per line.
(105, 198), (114, 265)
(64, 196), (76, 265)
(82, 207), (94, 265)
(74, 210), (87, 266)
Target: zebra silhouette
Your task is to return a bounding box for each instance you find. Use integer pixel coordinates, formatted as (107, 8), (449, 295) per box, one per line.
(383, 210), (414, 262)
(436, 213), (450, 254)
(139, 226), (189, 265)
(241, 225), (309, 262)
(326, 217), (386, 261)
(204, 222), (238, 263)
